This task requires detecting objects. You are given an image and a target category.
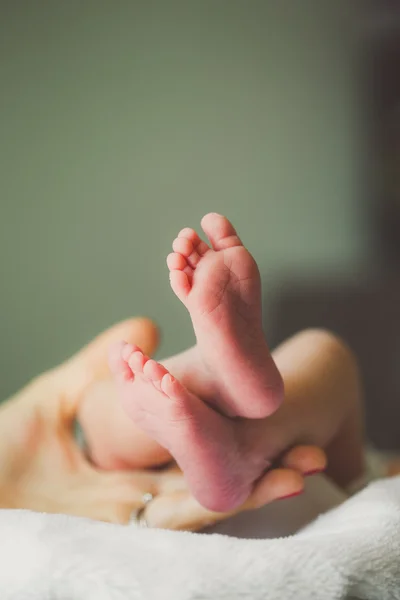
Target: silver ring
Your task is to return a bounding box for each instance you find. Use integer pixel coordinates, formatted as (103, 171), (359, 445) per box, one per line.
(129, 493), (154, 527)
(142, 492), (154, 505)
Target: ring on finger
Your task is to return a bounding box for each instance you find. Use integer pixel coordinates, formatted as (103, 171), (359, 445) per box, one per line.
(129, 492), (154, 527)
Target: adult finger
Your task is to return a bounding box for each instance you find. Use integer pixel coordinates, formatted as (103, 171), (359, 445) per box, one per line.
(246, 445), (327, 510)
(280, 445), (327, 476)
(142, 467), (304, 531)
(38, 317), (159, 419)
(142, 447), (327, 531)
(63, 317), (159, 399)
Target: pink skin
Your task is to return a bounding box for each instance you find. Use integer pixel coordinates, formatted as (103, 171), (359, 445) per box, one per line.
(165, 213), (283, 418)
(109, 213), (284, 511)
(109, 342), (270, 511)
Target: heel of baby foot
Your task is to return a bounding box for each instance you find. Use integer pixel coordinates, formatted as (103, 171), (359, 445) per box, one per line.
(264, 371), (285, 417)
(232, 370), (284, 419)
(252, 355), (285, 418)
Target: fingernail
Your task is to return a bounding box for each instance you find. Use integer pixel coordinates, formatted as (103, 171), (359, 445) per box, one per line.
(304, 469), (324, 477)
(279, 490), (303, 500)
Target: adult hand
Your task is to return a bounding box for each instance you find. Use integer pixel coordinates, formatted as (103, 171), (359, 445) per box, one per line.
(0, 318), (325, 529)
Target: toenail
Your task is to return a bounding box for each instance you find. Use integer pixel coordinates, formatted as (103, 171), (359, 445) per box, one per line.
(279, 490), (303, 501)
(142, 492), (154, 504)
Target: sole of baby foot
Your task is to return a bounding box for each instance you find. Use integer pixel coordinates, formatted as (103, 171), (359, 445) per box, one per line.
(166, 213), (283, 419)
(110, 342), (270, 512)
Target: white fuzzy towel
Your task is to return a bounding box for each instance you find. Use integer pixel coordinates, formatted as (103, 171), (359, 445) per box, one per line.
(1, 477), (400, 600)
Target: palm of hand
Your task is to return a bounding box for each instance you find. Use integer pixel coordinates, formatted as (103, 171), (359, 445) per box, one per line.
(0, 368), (161, 524)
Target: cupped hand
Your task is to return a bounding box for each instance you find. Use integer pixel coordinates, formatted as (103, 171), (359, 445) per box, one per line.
(0, 318), (326, 530)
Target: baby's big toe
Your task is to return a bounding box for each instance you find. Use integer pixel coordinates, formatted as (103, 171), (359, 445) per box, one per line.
(201, 213), (242, 251)
(108, 341), (136, 382)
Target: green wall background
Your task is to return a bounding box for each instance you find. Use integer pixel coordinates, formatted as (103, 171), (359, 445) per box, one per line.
(0, 1), (365, 400)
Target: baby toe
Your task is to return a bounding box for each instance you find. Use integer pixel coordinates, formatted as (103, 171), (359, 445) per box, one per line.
(167, 252), (187, 271)
(172, 237), (193, 257)
(128, 350), (148, 373)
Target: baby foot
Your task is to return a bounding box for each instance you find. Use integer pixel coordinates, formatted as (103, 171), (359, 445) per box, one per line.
(109, 343), (270, 512)
(166, 213), (283, 418)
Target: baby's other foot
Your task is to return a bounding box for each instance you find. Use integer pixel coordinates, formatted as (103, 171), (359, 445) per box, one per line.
(167, 213), (283, 418)
(109, 342), (270, 512)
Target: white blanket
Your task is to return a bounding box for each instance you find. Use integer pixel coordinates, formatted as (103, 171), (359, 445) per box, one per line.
(1, 477), (400, 600)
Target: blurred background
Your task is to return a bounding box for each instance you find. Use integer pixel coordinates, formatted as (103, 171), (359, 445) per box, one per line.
(1, 1), (399, 448)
